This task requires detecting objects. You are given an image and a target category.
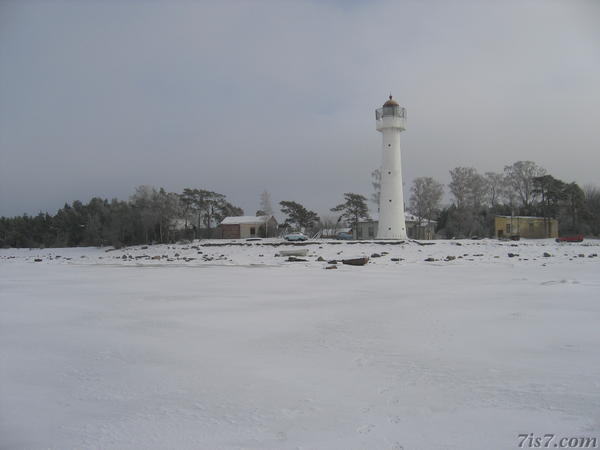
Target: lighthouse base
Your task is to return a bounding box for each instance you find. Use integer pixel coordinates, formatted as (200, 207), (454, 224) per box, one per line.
(376, 226), (407, 240)
(375, 234), (407, 240)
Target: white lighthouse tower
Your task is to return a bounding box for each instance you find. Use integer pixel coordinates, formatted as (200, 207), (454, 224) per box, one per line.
(376, 95), (407, 239)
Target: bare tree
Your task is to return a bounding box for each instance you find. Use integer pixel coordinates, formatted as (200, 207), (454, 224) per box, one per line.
(317, 215), (343, 236)
(447, 168), (487, 237)
(370, 169), (381, 209)
(131, 185), (160, 243)
(484, 172), (505, 207)
(409, 177), (443, 224)
(503, 161), (546, 213)
(449, 167), (476, 209)
(449, 167), (488, 209)
(155, 188), (179, 243)
(259, 190), (274, 216)
(470, 172), (487, 210)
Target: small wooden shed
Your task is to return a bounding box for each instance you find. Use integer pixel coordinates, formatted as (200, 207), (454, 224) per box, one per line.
(220, 216), (278, 239)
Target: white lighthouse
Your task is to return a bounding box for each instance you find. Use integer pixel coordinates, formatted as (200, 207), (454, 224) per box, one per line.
(376, 95), (407, 239)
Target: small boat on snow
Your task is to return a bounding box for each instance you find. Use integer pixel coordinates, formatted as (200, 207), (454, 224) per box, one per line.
(342, 256), (369, 266)
(278, 248), (309, 257)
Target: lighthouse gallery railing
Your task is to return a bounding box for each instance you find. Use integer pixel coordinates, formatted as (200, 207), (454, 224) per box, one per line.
(375, 106), (407, 121)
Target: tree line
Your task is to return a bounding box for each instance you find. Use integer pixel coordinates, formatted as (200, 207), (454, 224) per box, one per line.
(278, 160), (600, 238)
(0, 186), (243, 248)
(405, 161), (599, 238)
(1, 160), (599, 247)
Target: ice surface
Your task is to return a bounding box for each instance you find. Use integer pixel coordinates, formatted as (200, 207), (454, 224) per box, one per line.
(1, 239), (599, 449)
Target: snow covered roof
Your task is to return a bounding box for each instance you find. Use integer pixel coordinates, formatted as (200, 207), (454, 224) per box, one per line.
(405, 213), (437, 224)
(221, 215), (271, 225)
(495, 215), (551, 220)
(360, 213), (437, 224)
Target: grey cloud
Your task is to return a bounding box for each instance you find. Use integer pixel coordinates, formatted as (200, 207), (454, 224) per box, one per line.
(1, 0), (598, 218)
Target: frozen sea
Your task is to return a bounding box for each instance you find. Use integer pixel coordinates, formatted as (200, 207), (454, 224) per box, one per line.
(1, 239), (599, 449)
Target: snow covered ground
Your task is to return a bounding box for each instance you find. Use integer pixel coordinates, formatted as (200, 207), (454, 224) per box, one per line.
(1, 239), (599, 449)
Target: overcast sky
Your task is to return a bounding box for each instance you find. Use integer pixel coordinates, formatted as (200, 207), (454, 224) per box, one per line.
(1, 0), (599, 219)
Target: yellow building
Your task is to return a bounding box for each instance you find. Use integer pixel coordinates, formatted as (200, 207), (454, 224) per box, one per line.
(495, 215), (558, 239)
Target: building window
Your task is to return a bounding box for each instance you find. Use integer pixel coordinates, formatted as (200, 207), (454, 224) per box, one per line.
(250, 227), (256, 236)
(506, 224), (511, 233)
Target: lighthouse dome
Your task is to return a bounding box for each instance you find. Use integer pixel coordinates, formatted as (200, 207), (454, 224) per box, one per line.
(383, 95), (399, 107)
